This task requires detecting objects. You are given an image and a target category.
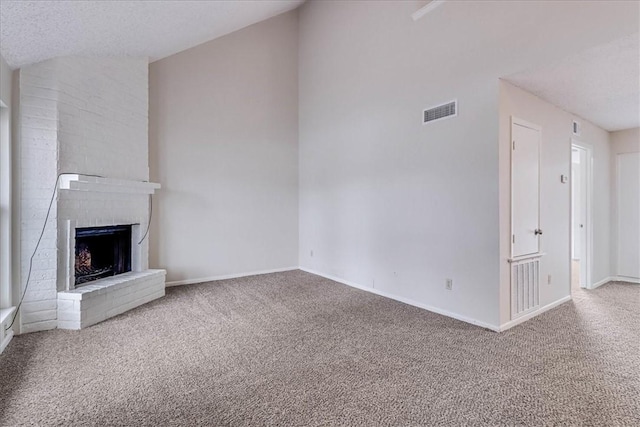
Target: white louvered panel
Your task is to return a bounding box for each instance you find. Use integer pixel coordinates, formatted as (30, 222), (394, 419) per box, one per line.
(423, 100), (457, 124)
(511, 257), (540, 319)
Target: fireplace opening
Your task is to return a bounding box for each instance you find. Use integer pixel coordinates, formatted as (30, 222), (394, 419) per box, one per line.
(75, 225), (132, 286)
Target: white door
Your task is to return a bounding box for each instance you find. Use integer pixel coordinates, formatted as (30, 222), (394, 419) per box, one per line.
(571, 150), (581, 260)
(511, 120), (541, 257)
(617, 152), (640, 279)
(571, 146), (588, 287)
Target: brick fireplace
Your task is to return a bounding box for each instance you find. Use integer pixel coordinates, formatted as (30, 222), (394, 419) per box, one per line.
(19, 57), (165, 333)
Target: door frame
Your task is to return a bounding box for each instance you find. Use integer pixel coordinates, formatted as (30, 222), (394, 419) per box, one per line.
(570, 140), (593, 290)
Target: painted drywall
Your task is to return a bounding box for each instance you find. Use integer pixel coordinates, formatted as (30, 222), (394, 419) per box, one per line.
(0, 54), (10, 105)
(499, 80), (611, 324)
(0, 53), (12, 310)
(298, 0), (502, 327)
(611, 128), (640, 153)
(610, 127), (640, 279)
(298, 0), (638, 329)
(149, 11), (299, 283)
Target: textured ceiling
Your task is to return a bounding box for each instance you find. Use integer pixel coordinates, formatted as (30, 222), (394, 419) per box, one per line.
(2, 1), (638, 132)
(505, 33), (640, 132)
(0, 0), (305, 69)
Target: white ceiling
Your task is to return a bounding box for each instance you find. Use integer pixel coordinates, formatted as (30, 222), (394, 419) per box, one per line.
(505, 33), (640, 132)
(1, 1), (638, 132)
(0, 0), (305, 69)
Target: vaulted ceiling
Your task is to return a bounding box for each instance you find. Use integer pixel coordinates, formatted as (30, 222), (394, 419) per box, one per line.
(1, 0), (638, 132)
(0, 0), (305, 69)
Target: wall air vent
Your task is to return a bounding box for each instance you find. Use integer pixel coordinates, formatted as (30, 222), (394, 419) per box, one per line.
(572, 120), (581, 136)
(423, 100), (457, 124)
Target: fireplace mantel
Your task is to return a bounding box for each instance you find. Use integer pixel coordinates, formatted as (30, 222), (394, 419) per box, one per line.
(59, 174), (161, 194)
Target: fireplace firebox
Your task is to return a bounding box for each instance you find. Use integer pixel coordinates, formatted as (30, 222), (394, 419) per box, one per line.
(75, 225), (132, 286)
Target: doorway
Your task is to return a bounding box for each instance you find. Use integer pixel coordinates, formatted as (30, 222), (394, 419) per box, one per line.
(571, 143), (591, 289)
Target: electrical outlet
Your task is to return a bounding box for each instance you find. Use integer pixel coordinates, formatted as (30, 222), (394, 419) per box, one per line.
(310, 250), (314, 257)
(446, 279), (453, 290)
(548, 274), (552, 285)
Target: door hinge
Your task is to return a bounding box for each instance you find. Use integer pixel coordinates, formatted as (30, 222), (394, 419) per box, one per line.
(512, 235), (515, 244)
(512, 141), (515, 150)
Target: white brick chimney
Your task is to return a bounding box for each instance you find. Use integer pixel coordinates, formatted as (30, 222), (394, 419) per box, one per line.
(18, 57), (165, 333)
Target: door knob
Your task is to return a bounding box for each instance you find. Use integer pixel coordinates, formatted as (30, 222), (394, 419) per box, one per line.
(534, 229), (543, 235)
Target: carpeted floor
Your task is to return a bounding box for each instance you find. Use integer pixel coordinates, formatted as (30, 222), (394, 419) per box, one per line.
(1, 270), (638, 426)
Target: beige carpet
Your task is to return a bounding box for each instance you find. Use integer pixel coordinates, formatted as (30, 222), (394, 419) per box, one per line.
(1, 270), (638, 426)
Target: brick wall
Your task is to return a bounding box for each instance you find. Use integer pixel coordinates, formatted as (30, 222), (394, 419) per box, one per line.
(19, 57), (153, 333)
(56, 58), (148, 181)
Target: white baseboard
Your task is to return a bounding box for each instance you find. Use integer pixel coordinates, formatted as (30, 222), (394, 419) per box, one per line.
(165, 266), (300, 287)
(612, 276), (640, 284)
(498, 295), (572, 332)
(165, 267), (584, 334)
(299, 267), (501, 332)
(590, 276), (640, 289)
(591, 276), (613, 289)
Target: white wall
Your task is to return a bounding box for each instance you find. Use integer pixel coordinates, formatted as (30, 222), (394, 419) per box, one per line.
(0, 55), (12, 351)
(610, 127), (640, 280)
(0, 54), (10, 106)
(298, 0), (638, 329)
(499, 81), (611, 324)
(611, 128), (640, 153)
(149, 11), (299, 284)
(298, 0), (503, 327)
(0, 54), (13, 312)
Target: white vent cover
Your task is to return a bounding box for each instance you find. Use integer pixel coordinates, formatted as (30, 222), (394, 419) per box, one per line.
(572, 120), (581, 136)
(511, 257), (540, 319)
(423, 100), (457, 124)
